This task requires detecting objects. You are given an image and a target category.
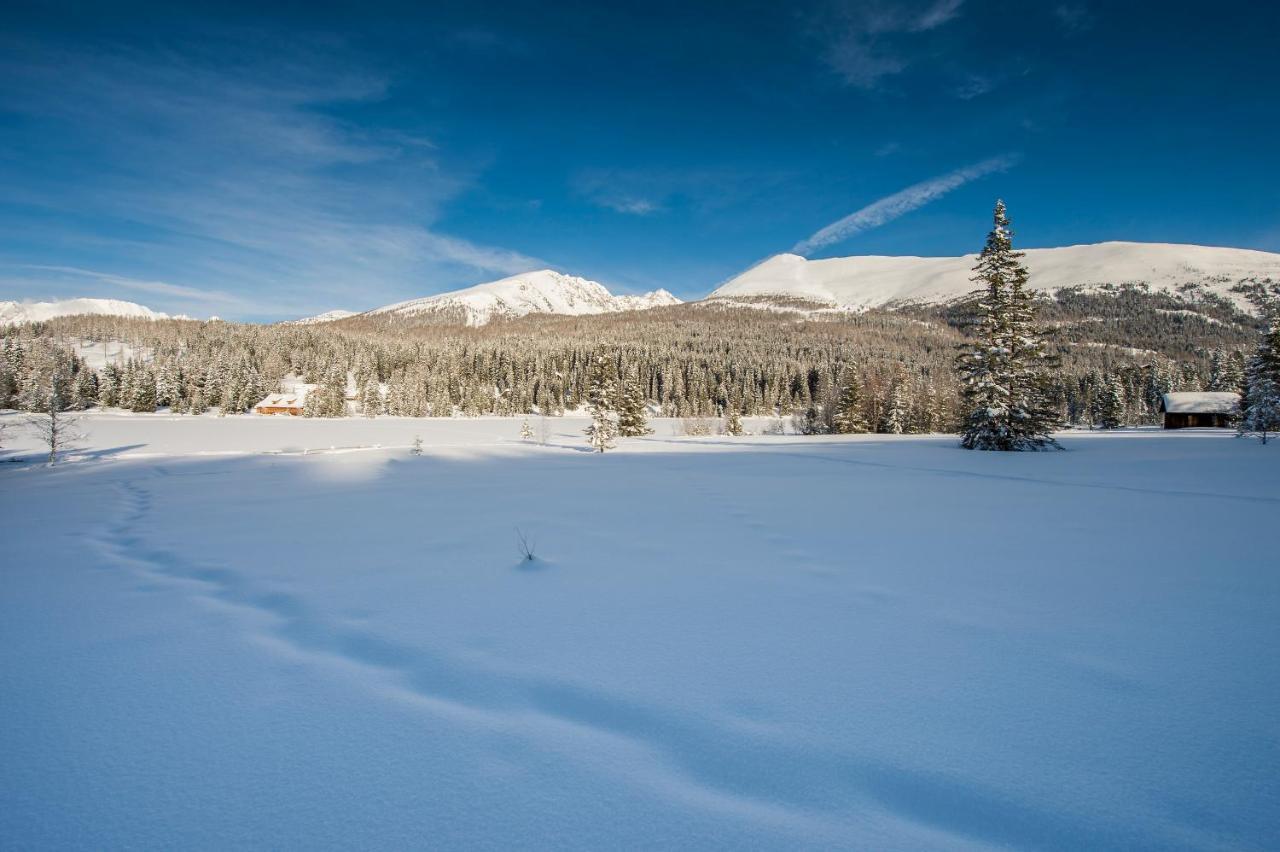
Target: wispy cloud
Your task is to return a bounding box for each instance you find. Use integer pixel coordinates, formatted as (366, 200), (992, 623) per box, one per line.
(955, 73), (994, 100)
(1053, 4), (1094, 33)
(820, 0), (965, 89)
(573, 167), (786, 217)
(7, 265), (293, 317)
(0, 33), (542, 319)
(791, 154), (1019, 255)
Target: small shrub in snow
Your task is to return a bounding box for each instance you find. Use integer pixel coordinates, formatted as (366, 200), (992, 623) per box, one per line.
(515, 527), (537, 562)
(410, 435), (423, 456)
(682, 417), (713, 437)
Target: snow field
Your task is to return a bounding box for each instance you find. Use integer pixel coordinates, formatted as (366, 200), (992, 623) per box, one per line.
(1, 415), (1277, 849)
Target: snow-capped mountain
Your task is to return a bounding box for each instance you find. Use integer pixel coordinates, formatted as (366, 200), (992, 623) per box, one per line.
(709, 242), (1280, 311)
(284, 309), (358, 325)
(0, 297), (170, 325)
(364, 270), (681, 326)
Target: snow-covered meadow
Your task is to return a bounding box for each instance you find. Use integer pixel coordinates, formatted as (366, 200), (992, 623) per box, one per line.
(2, 414), (1277, 849)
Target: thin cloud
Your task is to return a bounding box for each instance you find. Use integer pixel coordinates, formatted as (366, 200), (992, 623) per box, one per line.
(791, 154), (1019, 255)
(0, 34), (543, 319)
(573, 167), (783, 217)
(821, 0), (966, 89)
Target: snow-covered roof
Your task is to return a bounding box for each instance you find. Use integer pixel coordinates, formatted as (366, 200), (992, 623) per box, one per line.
(1161, 392), (1240, 414)
(255, 392), (307, 410)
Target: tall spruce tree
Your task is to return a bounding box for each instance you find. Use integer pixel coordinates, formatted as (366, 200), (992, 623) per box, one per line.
(1239, 322), (1280, 444)
(584, 355), (618, 452)
(831, 374), (869, 434)
(1096, 373), (1125, 429)
(880, 378), (911, 434)
(957, 200), (1060, 450)
(615, 373), (652, 437)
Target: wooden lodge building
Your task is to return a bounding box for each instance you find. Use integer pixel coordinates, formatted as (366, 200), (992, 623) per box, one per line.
(254, 392), (306, 416)
(1159, 392), (1240, 429)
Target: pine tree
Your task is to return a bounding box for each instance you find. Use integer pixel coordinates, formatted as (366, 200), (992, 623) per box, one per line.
(305, 363), (347, 418)
(957, 200), (1060, 450)
(1096, 373), (1125, 429)
(520, 418), (534, 440)
(616, 373), (652, 437)
(584, 355), (618, 453)
(725, 408), (745, 436)
(1239, 323), (1280, 444)
(410, 435), (424, 456)
(359, 377), (382, 417)
(129, 365), (157, 413)
(831, 375), (869, 434)
(880, 378), (911, 434)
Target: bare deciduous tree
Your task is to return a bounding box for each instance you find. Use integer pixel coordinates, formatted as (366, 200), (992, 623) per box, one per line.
(28, 375), (85, 464)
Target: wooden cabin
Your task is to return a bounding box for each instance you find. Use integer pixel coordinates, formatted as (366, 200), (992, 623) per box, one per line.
(1159, 392), (1240, 429)
(254, 392), (306, 416)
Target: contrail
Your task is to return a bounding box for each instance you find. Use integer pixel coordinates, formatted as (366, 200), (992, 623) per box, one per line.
(791, 153), (1020, 255)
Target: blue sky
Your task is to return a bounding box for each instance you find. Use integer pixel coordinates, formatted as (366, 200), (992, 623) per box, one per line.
(2, 1), (1278, 321)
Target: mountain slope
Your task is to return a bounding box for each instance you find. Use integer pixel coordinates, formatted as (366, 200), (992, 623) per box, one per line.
(710, 242), (1280, 311)
(364, 270), (680, 326)
(0, 297), (169, 325)
(284, 309), (358, 325)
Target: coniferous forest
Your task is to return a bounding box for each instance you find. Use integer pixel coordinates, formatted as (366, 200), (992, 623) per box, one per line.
(2, 276), (1266, 434)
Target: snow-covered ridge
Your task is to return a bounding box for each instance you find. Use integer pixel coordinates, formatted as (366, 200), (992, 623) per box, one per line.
(0, 297), (170, 325)
(709, 242), (1280, 311)
(364, 270), (681, 326)
(284, 309), (358, 325)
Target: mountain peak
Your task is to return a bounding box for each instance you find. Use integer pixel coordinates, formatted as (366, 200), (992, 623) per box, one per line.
(365, 270), (682, 325)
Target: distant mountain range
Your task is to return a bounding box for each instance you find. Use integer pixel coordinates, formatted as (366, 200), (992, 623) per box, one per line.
(0, 297), (174, 325)
(358, 269), (680, 326)
(6, 243), (1278, 327)
(710, 242), (1280, 312)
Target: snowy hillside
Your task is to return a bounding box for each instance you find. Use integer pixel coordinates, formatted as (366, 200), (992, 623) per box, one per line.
(364, 269), (681, 325)
(283, 309), (358, 325)
(0, 297), (169, 325)
(710, 242), (1280, 311)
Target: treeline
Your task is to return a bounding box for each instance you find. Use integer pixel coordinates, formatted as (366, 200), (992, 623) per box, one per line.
(0, 284), (1263, 432)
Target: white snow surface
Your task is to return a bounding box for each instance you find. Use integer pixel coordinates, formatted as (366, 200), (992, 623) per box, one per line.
(283, 309), (358, 325)
(2, 414), (1278, 849)
(711, 242), (1280, 310)
(0, 297), (169, 325)
(365, 269), (681, 325)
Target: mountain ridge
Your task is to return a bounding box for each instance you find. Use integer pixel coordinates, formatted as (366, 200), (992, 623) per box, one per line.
(0, 297), (173, 326)
(710, 241), (1280, 312)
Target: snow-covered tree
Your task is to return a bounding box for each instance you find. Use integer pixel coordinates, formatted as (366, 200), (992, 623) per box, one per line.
(1096, 373), (1125, 429)
(615, 373), (652, 437)
(306, 363), (347, 418)
(520, 418), (533, 440)
(1239, 323), (1280, 444)
(957, 200), (1060, 451)
(880, 378), (911, 434)
(725, 408), (745, 436)
(358, 377), (382, 418)
(27, 371), (84, 464)
(831, 375), (869, 434)
(584, 355), (618, 452)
